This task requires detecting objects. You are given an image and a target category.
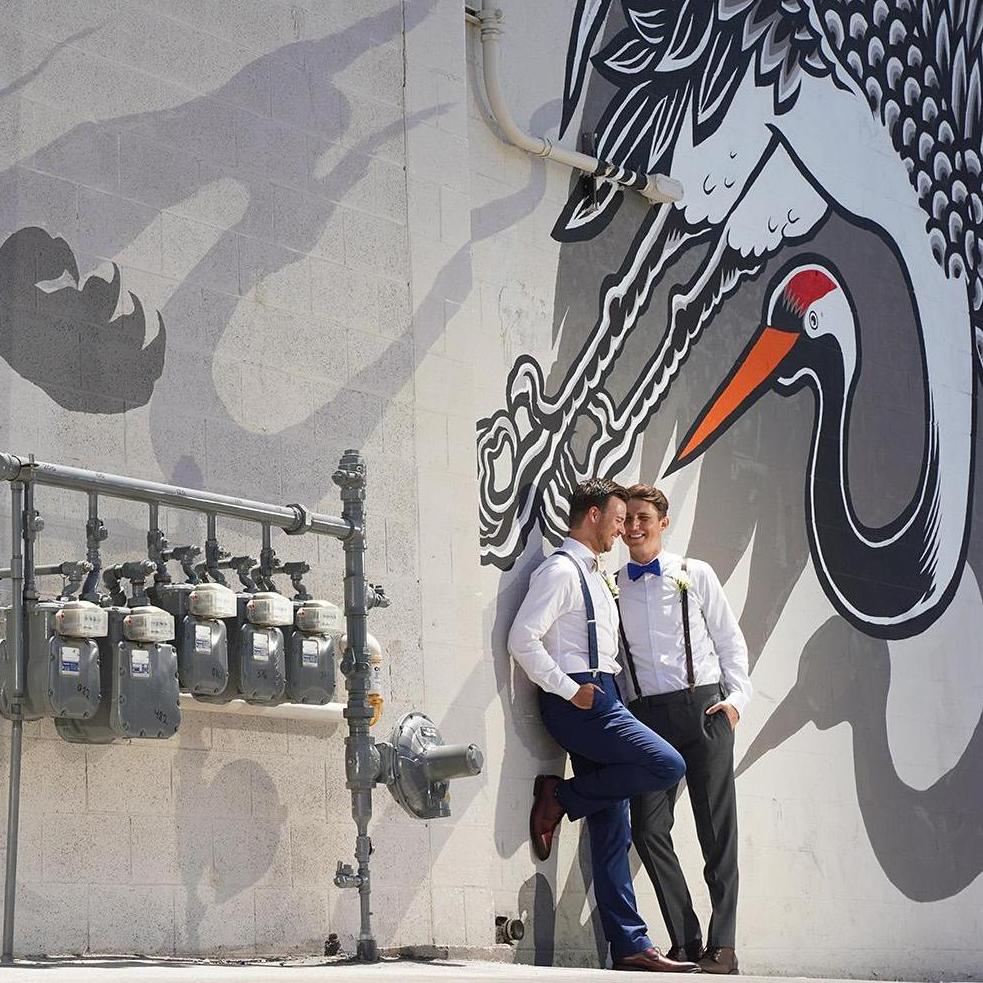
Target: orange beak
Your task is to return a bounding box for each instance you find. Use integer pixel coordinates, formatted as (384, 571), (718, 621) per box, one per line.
(666, 326), (799, 475)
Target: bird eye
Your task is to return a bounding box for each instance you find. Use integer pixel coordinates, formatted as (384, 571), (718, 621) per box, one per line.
(808, 310), (819, 332)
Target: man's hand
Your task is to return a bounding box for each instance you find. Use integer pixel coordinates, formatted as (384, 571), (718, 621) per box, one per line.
(570, 683), (602, 710)
(706, 701), (739, 730)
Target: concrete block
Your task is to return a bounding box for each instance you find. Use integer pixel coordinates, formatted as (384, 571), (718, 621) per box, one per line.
(86, 744), (173, 815)
(408, 177), (442, 245)
(430, 886), (468, 946)
(210, 715), (289, 757)
(8, 882), (88, 956)
(346, 331), (414, 403)
(89, 885), (176, 955)
(404, 62), (439, 129)
(271, 184), (345, 260)
(20, 738), (87, 814)
(372, 822), (430, 889)
(313, 387), (383, 452)
(335, 42), (404, 109)
(311, 144), (406, 226)
(251, 754), (327, 819)
(212, 817), (291, 891)
(342, 90), (405, 167)
(289, 821), (348, 887)
(343, 208), (408, 274)
(174, 881), (255, 955)
(77, 188), (162, 274)
(435, 71), (468, 138)
(381, 399), (415, 459)
(236, 113), (309, 191)
(406, 124), (468, 194)
(272, 57), (344, 138)
(130, 814), (214, 885)
(42, 812), (130, 883)
(309, 257), (377, 330)
(27, 110), (119, 194)
(172, 750), (253, 817)
(377, 277), (412, 338)
(150, 0), (298, 52)
(0, 166), (79, 243)
(119, 129), (200, 213)
(162, 213), (240, 296)
(414, 352), (473, 416)
(255, 885), (328, 954)
(237, 235), (311, 313)
(413, 409), (448, 471)
(440, 186), (471, 244)
(463, 886), (494, 947)
(429, 823), (493, 888)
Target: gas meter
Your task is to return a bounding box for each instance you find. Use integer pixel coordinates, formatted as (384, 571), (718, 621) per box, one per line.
(221, 591), (291, 704)
(284, 598), (340, 704)
(57, 602), (179, 743)
(155, 580), (236, 696)
(0, 599), (106, 720)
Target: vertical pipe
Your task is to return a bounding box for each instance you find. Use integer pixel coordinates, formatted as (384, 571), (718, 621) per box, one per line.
(80, 493), (104, 602)
(2, 482), (25, 963)
(333, 450), (377, 962)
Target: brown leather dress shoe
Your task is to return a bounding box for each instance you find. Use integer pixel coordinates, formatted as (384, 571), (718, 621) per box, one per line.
(613, 946), (701, 972)
(529, 774), (564, 861)
(697, 946), (738, 974)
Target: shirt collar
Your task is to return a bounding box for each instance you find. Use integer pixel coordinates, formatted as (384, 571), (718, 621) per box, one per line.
(559, 536), (599, 571)
(618, 549), (679, 578)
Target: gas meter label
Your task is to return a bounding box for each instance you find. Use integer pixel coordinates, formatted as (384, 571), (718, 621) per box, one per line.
(301, 638), (320, 667)
(194, 624), (212, 654)
(252, 633), (269, 662)
(59, 646), (81, 675)
(130, 649), (151, 678)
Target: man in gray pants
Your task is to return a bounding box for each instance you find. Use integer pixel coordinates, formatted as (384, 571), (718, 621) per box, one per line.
(616, 484), (752, 974)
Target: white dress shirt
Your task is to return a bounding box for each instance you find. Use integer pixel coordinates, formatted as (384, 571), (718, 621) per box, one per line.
(508, 537), (622, 701)
(616, 550), (752, 716)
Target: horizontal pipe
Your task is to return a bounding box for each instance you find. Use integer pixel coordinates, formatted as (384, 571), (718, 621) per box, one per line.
(179, 694), (345, 723)
(0, 454), (352, 540)
(0, 563), (87, 580)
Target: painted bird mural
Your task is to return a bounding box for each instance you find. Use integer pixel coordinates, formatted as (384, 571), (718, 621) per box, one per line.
(478, 0), (982, 645)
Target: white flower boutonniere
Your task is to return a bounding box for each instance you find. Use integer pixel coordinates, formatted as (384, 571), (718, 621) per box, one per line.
(601, 570), (620, 600)
(671, 572), (692, 595)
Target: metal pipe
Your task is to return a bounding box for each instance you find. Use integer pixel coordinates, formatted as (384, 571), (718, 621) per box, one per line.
(0, 454), (351, 540)
(80, 493), (105, 603)
(333, 450), (378, 962)
(472, 2), (683, 205)
(179, 694), (345, 723)
(2, 483), (25, 963)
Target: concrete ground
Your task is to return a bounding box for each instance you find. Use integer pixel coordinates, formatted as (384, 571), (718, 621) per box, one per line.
(0, 958), (966, 983)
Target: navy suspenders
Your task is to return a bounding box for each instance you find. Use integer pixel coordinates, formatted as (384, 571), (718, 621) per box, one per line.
(555, 550), (599, 672)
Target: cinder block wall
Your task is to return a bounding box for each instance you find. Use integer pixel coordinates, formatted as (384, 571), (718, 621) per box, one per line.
(0, 0), (981, 977)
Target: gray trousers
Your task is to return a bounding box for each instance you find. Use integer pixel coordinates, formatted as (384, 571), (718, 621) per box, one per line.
(628, 683), (739, 949)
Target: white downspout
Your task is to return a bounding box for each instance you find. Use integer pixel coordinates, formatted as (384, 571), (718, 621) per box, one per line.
(469, 3), (683, 205)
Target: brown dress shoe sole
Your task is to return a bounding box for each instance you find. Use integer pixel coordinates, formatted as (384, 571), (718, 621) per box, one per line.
(530, 775), (555, 861)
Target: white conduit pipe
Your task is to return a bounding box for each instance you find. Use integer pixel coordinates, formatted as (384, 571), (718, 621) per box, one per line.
(471, 3), (684, 205)
(179, 695), (346, 723)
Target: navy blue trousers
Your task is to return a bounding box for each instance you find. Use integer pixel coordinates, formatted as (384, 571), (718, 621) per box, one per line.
(539, 672), (686, 960)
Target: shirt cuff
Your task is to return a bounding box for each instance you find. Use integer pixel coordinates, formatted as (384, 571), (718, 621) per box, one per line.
(723, 691), (749, 719)
(552, 675), (580, 702)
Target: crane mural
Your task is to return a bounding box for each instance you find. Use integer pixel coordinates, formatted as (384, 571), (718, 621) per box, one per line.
(479, 0), (983, 902)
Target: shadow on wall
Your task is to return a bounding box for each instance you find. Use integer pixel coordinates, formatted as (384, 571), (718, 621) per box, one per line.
(0, 227), (165, 411)
(0, 8), (556, 507)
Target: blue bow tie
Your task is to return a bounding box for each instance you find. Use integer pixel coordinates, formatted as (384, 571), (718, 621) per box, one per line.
(627, 558), (662, 581)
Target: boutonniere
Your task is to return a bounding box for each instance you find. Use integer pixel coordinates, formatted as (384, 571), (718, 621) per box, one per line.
(601, 570), (620, 599)
(671, 573), (691, 595)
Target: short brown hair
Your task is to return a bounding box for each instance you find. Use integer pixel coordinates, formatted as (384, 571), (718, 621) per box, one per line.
(569, 478), (629, 527)
(625, 483), (669, 517)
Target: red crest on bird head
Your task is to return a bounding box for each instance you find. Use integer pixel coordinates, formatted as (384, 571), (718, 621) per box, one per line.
(784, 268), (837, 317)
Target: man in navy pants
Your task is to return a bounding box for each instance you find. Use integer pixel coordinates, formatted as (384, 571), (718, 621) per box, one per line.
(508, 479), (700, 973)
